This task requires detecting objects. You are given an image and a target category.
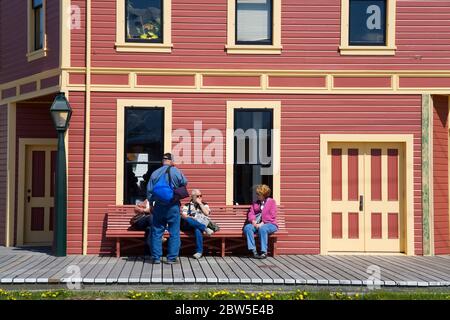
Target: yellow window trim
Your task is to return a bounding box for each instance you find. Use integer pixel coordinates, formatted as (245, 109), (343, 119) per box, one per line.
(115, 0), (173, 53)
(226, 101), (281, 205)
(339, 0), (397, 56)
(226, 0), (282, 55)
(116, 99), (172, 205)
(27, 0), (48, 62)
(319, 134), (415, 255)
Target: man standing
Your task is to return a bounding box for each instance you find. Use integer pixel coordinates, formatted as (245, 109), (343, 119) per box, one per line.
(147, 153), (188, 264)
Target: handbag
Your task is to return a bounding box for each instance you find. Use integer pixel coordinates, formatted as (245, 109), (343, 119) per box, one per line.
(207, 220), (220, 232)
(167, 167), (189, 202)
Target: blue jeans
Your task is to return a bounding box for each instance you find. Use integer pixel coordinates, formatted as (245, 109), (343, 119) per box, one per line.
(243, 223), (278, 254)
(181, 217), (206, 254)
(133, 215), (152, 255)
(151, 203), (181, 261)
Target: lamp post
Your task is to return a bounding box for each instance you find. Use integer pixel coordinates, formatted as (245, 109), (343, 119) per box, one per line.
(50, 93), (72, 257)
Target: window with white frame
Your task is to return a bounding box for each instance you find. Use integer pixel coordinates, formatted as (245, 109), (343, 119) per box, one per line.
(27, 0), (47, 61)
(116, 0), (172, 53)
(340, 0), (396, 55)
(226, 0), (282, 54)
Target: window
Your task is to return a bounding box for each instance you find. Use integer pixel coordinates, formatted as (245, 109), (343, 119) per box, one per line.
(126, 0), (163, 43)
(33, 0), (44, 50)
(236, 0), (272, 45)
(124, 108), (164, 204)
(226, 0), (282, 54)
(226, 101), (281, 205)
(234, 109), (273, 204)
(116, 0), (172, 52)
(340, 0), (396, 55)
(27, 0), (47, 61)
(349, 0), (386, 46)
(116, 99), (172, 205)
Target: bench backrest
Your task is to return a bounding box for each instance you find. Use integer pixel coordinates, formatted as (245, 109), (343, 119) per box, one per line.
(106, 204), (286, 232)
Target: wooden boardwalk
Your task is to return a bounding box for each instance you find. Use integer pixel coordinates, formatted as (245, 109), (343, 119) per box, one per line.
(0, 247), (449, 287)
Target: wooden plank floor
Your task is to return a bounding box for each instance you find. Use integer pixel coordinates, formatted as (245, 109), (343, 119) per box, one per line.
(0, 248), (448, 287)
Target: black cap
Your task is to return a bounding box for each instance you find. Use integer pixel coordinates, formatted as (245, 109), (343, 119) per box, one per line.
(163, 153), (174, 161)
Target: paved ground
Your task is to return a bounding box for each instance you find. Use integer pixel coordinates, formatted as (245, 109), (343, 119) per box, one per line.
(0, 247), (449, 288)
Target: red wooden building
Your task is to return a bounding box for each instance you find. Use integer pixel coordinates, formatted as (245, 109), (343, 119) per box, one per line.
(0, 0), (449, 256)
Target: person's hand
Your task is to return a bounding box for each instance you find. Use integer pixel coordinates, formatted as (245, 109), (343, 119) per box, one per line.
(194, 197), (202, 205)
(256, 222), (264, 229)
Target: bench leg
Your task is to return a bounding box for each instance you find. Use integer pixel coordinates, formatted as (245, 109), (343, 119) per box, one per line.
(116, 238), (121, 258)
(272, 238), (278, 257)
(221, 238), (225, 257)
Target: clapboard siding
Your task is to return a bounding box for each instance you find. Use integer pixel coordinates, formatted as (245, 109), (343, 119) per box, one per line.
(67, 92), (86, 254)
(71, 0), (86, 68)
(433, 95), (450, 255)
(81, 0), (450, 70)
(0, 106), (7, 246)
(84, 92), (422, 255)
(14, 100), (57, 244)
(0, 1), (60, 84)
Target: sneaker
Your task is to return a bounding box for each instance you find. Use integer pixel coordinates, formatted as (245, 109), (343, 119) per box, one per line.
(165, 258), (178, 265)
(151, 258), (161, 264)
(256, 252), (267, 259)
(251, 250), (259, 259)
(205, 228), (214, 236)
(192, 252), (202, 259)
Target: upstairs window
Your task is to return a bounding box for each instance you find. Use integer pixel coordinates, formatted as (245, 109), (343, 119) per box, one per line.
(32, 0), (44, 50)
(236, 0), (272, 45)
(226, 0), (282, 54)
(339, 0), (396, 55)
(116, 0), (172, 53)
(27, 0), (47, 61)
(126, 0), (163, 43)
(349, 0), (386, 46)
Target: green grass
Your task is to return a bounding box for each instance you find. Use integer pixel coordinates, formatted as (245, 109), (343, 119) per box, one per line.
(1, 288), (450, 300)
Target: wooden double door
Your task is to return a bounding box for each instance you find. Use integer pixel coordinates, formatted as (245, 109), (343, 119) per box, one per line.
(325, 142), (405, 253)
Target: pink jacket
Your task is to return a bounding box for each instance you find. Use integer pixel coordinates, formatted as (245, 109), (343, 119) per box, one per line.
(247, 197), (278, 227)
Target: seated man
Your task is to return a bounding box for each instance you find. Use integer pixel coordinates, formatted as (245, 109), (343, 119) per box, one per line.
(133, 199), (153, 256)
(181, 189), (214, 259)
(133, 199), (168, 257)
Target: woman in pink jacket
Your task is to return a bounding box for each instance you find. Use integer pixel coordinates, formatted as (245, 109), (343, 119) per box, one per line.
(243, 184), (278, 259)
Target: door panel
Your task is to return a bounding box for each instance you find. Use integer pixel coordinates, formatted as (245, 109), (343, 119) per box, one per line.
(364, 143), (403, 252)
(327, 144), (365, 252)
(326, 142), (404, 253)
(24, 145), (57, 245)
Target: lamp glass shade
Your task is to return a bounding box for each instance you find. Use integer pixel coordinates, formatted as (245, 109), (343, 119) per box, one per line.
(50, 93), (72, 131)
(51, 111), (69, 129)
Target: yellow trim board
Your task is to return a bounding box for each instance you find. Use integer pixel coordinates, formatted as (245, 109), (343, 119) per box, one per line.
(226, 101), (281, 205)
(6, 103), (16, 247)
(339, 0), (397, 56)
(226, 0), (282, 55)
(115, 0), (172, 53)
(319, 134), (415, 255)
(16, 138), (57, 246)
(116, 99), (173, 205)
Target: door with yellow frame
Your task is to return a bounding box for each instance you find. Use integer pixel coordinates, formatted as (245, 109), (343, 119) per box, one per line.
(24, 145), (57, 245)
(325, 142), (405, 253)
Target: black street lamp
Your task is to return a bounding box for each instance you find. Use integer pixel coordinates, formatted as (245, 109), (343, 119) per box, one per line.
(50, 92), (72, 256)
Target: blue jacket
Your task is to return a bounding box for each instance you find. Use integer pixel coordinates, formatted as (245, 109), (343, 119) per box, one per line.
(147, 165), (188, 203)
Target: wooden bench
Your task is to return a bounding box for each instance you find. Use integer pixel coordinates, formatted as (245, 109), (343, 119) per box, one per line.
(105, 204), (287, 257)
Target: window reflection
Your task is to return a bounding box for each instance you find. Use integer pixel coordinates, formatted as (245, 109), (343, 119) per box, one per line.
(126, 0), (163, 43)
(124, 108), (164, 204)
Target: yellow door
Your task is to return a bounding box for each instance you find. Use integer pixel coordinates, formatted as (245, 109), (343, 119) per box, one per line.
(326, 142), (405, 253)
(24, 145), (57, 245)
